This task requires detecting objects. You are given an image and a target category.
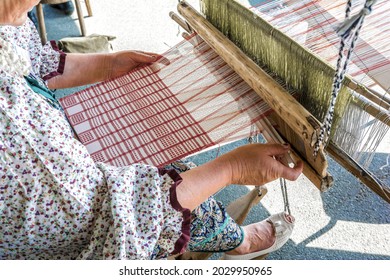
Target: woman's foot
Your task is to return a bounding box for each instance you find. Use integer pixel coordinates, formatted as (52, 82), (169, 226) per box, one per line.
(225, 213), (294, 257)
(226, 220), (275, 256)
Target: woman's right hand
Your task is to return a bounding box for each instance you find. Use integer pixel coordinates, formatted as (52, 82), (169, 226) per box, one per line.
(221, 143), (303, 186)
(178, 143), (303, 211)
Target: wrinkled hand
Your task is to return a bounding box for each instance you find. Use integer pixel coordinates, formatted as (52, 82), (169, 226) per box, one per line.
(108, 51), (162, 79)
(223, 143), (303, 186)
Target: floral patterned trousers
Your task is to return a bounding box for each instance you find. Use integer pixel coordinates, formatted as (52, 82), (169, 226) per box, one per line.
(165, 160), (244, 253)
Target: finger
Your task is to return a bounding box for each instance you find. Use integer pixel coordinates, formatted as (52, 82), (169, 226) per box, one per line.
(278, 160), (303, 181)
(136, 51), (159, 56)
(129, 51), (160, 63)
(263, 143), (290, 156)
(134, 51), (170, 65)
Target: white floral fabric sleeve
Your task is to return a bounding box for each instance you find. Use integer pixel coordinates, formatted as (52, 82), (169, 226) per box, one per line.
(39, 41), (66, 81)
(23, 20), (66, 81)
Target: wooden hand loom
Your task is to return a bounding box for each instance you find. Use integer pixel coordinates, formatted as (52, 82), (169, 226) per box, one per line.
(176, 1), (330, 187)
(172, 1), (389, 198)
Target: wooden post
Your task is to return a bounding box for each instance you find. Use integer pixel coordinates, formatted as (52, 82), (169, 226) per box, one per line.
(85, 0), (93, 17)
(36, 4), (47, 45)
(36, 0), (88, 44)
(74, 0), (86, 36)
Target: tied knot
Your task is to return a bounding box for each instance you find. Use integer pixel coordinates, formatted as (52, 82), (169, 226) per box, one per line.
(336, 0), (377, 37)
(362, 0), (378, 15)
(362, 7), (372, 15)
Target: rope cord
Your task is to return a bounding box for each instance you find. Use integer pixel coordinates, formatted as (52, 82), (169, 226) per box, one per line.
(314, 0), (378, 156)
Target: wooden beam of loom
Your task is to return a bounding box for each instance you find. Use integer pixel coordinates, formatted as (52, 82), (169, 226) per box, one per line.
(174, 2), (389, 202)
(327, 142), (390, 204)
(177, 1), (329, 179)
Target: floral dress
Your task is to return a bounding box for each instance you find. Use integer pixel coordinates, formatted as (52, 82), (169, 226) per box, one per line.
(0, 20), (242, 260)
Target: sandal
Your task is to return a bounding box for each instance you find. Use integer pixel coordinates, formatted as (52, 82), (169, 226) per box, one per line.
(222, 212), (295, 260)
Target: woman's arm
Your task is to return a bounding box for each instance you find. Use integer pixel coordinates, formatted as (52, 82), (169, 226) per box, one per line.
(177, 143), (303, 211)
(46, 51), (159, 89)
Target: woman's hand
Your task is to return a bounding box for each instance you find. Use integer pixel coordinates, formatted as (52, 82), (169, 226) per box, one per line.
(48, 50), (164, 89)
(108, 51), (161, 79)
(178, 143), (303, 211)
(223, 143), (303, 186)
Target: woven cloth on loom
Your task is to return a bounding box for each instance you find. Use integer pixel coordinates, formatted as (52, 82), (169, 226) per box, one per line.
(59, 35), (271, 167)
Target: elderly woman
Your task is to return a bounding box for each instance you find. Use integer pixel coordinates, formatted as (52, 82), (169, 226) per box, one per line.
(0, 0), (303, 260)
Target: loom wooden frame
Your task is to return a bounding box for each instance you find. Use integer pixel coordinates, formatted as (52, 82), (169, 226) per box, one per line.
(174, 1), (390, 202)
(178, 1), (330, 180)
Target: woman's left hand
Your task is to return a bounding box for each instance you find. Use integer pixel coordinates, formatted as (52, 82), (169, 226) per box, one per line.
(109, 51), (161, 79)
(48, 50), (165, 89)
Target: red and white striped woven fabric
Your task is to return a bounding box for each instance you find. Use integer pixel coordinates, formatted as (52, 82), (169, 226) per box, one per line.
(60, 35), (271, 167)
